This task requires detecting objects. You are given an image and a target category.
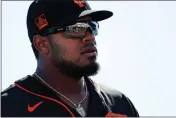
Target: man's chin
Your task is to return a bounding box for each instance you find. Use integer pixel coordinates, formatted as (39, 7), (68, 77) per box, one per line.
(80, 61), (100, 77)
(87, 55), (97, 62)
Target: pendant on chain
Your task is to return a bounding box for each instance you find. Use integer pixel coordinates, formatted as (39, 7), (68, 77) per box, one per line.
(76, 104), (86, 117)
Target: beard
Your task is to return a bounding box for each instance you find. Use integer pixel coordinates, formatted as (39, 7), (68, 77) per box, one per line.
(49, 40), (100, 80)
(53, 57), (100, 79)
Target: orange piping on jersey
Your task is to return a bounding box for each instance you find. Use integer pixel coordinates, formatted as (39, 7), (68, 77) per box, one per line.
(14, 83), (75, 117)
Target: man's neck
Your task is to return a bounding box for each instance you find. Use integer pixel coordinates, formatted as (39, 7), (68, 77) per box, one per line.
(35, 65), (86, 96)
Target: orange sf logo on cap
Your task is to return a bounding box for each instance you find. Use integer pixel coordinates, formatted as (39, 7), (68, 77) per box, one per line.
(35, 14), (48, 30)
(73, 0), (85, 8)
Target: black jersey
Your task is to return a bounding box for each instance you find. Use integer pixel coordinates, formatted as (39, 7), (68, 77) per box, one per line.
(1, 75), (139, 117)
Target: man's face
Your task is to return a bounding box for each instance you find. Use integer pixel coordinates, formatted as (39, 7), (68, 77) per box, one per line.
(47, 20), (100, 79)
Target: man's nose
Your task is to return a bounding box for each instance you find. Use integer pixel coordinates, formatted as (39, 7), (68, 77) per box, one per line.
(82, 31), (95, 43)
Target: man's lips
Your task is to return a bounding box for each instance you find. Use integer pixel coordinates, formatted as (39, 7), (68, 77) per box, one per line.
(81, 47), (97, 54)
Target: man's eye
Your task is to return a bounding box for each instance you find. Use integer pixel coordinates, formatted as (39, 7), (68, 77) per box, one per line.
(72, 27), (82, 32)
(72, 27), (78, 32)
(76, 27), (80, 32)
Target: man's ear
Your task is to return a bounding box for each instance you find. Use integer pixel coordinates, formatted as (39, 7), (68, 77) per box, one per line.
(33, 35), (49, 55)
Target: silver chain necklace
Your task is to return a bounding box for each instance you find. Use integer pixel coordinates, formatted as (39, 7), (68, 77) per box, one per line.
(34, 73), (87, 117)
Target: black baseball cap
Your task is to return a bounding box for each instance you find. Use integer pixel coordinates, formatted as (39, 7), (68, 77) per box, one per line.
(27, 0), (113, 43)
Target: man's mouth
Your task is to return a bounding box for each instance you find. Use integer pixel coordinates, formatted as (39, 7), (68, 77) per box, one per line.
(81, 47), (97, 56)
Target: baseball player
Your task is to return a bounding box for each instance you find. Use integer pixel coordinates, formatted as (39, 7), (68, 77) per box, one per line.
(1, 0), (139, 117)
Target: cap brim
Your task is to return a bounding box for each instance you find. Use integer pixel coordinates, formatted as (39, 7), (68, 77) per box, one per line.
(79, 10), (113, 21)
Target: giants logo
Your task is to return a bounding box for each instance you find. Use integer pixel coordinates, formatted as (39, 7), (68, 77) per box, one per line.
(35, 14), (48, 30)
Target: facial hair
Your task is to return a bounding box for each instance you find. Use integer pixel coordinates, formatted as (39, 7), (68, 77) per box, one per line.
(48, 40), (100, 80)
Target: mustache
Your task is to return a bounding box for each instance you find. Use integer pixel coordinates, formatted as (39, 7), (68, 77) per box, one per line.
(83, 42), (96, 49)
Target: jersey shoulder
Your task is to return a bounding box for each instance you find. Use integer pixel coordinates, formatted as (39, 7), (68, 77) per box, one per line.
(96, 82), (139, 117)
(1, 76), (29, 97)
(1, 76), (35, 117)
